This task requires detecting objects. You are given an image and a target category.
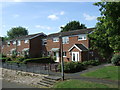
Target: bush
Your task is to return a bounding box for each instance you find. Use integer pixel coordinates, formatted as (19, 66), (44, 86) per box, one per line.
(16, 57), (25, 62)
(111, 54), (120, 66)
(23, 57), (55, 64)
(82, 60), (100, 66)
(11, 54), (16, 59)
(58, 61), (85, 73)
(0, 54), (6, 58)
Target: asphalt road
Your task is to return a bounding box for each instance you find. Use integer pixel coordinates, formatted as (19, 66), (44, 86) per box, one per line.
(2, 80), (37, 88)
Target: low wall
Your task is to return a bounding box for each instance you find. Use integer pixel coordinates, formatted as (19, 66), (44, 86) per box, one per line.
(2, 68), (48, 88)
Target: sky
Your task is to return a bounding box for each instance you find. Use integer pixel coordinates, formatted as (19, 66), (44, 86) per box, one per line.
(0, 0), (101, 37)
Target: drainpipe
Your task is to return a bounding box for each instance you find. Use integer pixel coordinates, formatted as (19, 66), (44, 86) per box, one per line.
(59, 33), (64, 81)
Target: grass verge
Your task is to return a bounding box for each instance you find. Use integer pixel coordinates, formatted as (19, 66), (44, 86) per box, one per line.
(81, 66), (119, 81)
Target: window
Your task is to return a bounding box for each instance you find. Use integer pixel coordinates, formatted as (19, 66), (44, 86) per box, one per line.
(53, 37), (59, 42)
(78, 34), (87, 40)
(25, 40), (29, 43)
(7, 42), (10, 46)
(63, 51), (66, 57)
(17, 40), (21, 46)
(13, 41), (16, 45)
(42, 39), (47, 45)
(48, 51), (51, 56)
(62, 37), (69, 44)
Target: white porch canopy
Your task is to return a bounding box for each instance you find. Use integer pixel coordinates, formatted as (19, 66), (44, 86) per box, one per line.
(50, 48), (59, 52)
(10, 48), (16, 52)
(22, 48), (29, 51)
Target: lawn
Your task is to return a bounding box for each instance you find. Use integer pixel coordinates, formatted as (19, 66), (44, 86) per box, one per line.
(53, 79), (118, 88)
(81, 66), (119, 81)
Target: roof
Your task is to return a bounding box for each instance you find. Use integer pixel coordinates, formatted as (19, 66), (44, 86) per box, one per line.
(45, 28), (94, 39)
(7, 32), (46, 41)
(68, 44), (88, 52)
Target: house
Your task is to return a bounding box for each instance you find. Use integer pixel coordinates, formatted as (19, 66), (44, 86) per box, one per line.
(41, 28), (99, 62)
(1, 33), (46, 58)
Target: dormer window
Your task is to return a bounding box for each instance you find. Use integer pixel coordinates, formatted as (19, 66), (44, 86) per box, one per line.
(25, 40), (29, 43)
(53, 37), (59, 42)
(78, 34), (87, 40)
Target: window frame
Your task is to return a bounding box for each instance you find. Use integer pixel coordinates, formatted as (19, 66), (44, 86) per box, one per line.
(42, 39), (47, 45)
(78, 34), (87, 41)
(63, 51), (67, 57)
(53, 37), (59, 42)
(62, 37), (69, 44)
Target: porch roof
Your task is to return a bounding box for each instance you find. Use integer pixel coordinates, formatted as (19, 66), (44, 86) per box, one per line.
(22, 48), (29, 51)
(68, 44), (88, 52)
(50, 48), (59, 52)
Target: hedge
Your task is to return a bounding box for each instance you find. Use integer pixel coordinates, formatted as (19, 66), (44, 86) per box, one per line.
(23, 57), (55, 64)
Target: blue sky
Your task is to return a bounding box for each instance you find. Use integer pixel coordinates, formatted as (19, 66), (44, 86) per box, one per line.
(1, 1), (101, 37)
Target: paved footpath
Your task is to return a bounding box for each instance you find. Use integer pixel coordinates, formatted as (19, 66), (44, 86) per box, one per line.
(63, 64), (119, 86)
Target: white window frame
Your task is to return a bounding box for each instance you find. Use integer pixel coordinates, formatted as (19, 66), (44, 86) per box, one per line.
(17, 40), (21, 46)
(63, 51), (67, 57)
(53, 37), (59, 42)
(42, 39), (47, 45)
(62, 37), (69, 44)
(7, 42), (10, 47)
(13, 41), (16, 45)
(25, 40), (29, 43)
(78, 34), (87, 41)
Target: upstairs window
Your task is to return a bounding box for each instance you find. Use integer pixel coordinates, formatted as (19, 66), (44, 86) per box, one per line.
(25, 40), (29, 43)
(17, 40), (21, 46)
(42, 39), (47, 45)
(53, 37), (59, 42)
(62, 37), (69, 44)
(7, 42), (10, 46)
(78, 34), (87, 40)
(13, 41), (16, 45)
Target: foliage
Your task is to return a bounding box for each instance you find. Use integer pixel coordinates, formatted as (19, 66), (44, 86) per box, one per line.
(58, 61), (85, 73)
(82, 60), (100, 66)
(16, 57), (25, 62)
(81, 66), (119, 81)
(7, 26), (28, 39)
(11, 54), (17, 59)
(0, 54), (6, 58)
(111, 54), (120, 66)
(88, 2), (120, 59)
(1, 57), (11, 62)
(60, 21), (87, 32)
(23, 57), (55, 64)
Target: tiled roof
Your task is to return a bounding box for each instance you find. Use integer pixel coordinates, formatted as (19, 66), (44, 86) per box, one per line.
(7, 33), (46, 41)
(75, 44), (88, 51)
(45, 28), (94, 39)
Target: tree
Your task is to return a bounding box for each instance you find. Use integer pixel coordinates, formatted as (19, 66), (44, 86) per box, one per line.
(88, 2), (120, 59)
(7, 26), (28, 39)
(60, 21), (87, 32)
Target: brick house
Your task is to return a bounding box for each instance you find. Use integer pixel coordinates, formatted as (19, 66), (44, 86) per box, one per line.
(41, 28), (99, 62)
(1, 33), (46, 58)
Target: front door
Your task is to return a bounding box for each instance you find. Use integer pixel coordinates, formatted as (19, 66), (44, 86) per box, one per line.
(54, 52), (59, 62)
(72, 52), (79, 62)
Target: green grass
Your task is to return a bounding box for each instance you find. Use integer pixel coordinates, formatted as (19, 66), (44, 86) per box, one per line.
(53, 79), (118, 88)
(81, 66), (120, 81)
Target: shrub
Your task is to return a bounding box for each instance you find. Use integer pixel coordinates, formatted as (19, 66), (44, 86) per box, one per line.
(111, 54), (120, 66)
(58, 61), (85, 73)
(11, 54), (16, 59)
(23, 57), (55, 64)
(82, 60), (100, 67)
(16, 57), (25, 62)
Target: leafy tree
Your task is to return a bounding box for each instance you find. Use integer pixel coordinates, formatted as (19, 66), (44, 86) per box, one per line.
(88, 2), (120, 59)
(61, 21), (87, 32)
(7, 26), (28, 39)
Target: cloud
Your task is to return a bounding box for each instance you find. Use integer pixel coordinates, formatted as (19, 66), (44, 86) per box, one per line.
(35, 25), (51, 30)
(60, 11), (65, 15)
(13, 14), (20, 18)
(48, 14), (59, 20)
(13, 0), (22, 2)
(83, 13), (97, 21)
